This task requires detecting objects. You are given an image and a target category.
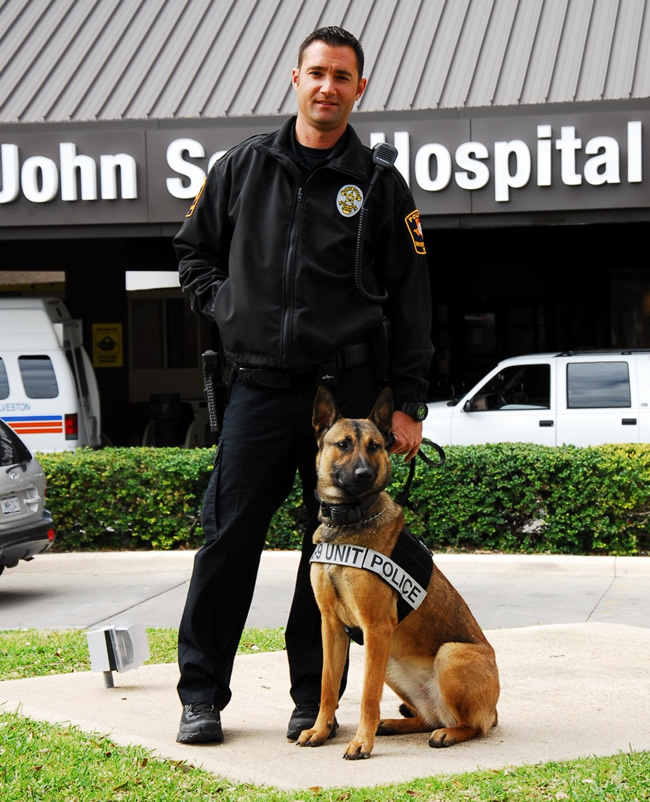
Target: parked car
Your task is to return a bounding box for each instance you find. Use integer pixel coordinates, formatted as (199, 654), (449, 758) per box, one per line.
(0, 417), (55, 576)
(423, 350), (650, 447)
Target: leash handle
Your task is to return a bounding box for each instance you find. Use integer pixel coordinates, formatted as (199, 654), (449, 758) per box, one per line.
(395, 438), (446, 509)
(419, 437), (446, 468)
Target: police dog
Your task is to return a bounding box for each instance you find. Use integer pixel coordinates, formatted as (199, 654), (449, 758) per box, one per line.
(296, 387), (500, 759)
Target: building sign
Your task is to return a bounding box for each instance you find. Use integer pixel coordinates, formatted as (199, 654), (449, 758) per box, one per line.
(92, 323), (123, 368)
(1, 105), (649, 227)
(0, 130), (147, 225)
(366, 118), (642, 209)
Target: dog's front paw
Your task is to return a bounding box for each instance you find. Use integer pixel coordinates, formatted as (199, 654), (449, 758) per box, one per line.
(296, 718), (337, 747)
(296, 728), (327, 747)
(343, 738), (373, 759)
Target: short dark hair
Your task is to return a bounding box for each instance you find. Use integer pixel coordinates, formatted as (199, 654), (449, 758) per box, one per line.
(298, 26), (365, 78)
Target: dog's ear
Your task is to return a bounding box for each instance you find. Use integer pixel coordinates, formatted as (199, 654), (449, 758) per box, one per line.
(313, 386), (341, 440)
(369, 387), (394, 445)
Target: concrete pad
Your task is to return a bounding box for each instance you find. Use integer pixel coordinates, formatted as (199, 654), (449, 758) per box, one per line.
(1, 623), (648, 790)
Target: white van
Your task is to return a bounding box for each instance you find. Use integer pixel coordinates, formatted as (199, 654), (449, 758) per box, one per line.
(0, 297), (101, 452)
(424, 350), (650, 447)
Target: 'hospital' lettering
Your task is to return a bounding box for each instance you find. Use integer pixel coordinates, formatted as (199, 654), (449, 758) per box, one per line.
(372, 120), (642, 201)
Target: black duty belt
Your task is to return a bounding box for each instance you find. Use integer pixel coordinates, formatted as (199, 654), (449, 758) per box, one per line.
(233, 342), (371, 389)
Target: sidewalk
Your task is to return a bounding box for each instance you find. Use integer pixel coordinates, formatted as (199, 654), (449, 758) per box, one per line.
(2, 550), (649, 630)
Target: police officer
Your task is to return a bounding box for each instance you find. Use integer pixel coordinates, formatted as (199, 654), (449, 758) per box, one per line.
(174, 25), (433, 744)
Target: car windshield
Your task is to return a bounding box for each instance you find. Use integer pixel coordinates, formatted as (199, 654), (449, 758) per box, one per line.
(469, 364), (551, 411)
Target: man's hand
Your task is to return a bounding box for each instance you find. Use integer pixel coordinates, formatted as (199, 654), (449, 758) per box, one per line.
(390, 410), (422, 462)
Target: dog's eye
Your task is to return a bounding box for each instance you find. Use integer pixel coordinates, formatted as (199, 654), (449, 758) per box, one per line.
(367, 441), (381, 453)
(336, 439), (350, 451)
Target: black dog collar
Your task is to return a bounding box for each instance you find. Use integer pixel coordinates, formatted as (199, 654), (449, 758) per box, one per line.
(316, 491), (381, 526)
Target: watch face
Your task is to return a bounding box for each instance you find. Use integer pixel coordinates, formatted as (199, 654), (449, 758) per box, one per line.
(403, 402), (428, 421)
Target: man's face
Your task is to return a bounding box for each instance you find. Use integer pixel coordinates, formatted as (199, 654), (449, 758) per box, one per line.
(292, 41), (367, 137)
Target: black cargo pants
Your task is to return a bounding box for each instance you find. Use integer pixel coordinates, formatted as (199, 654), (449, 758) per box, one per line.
(177, 363), (381, 711)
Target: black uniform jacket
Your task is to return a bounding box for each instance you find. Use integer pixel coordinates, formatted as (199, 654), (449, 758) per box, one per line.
(174, 116), (433, 404)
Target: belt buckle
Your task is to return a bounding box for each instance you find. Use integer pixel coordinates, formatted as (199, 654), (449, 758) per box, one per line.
(317, 360), (338, 387)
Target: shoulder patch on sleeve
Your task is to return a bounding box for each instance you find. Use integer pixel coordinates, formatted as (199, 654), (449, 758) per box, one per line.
(185, 179), (207, 218)
(404, 209), (426, 255)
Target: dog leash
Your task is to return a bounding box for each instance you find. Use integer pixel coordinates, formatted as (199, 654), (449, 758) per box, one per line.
(395, 437), (446, 509)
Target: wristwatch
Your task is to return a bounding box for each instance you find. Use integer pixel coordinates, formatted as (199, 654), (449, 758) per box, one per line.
(398, 401), (429, 422)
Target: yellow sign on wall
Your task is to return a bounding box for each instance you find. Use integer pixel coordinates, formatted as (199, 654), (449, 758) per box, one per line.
(92, 323), (123, 368)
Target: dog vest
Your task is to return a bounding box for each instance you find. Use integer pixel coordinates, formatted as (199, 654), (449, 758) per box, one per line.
(310, 528), (434, 643)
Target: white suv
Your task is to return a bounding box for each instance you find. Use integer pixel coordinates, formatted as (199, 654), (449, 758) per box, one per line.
(423, 350), (650, 447)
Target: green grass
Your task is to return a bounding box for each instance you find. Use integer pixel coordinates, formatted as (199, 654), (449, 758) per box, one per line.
(0, 627), (285, 680)
(1, 629), (649, 801)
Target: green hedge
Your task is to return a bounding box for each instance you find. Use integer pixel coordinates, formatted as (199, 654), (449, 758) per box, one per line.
(38, 443), (650, 555)
(38, 448), (214, 551)
(404, 442), (650, 555)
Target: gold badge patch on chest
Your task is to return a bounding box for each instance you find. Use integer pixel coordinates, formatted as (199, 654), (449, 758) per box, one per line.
(337, 184), (363, 217)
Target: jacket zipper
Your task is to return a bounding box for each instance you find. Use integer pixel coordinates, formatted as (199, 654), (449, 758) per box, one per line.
(281, 185), (303, 365)
(279, 161), (367, 365)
